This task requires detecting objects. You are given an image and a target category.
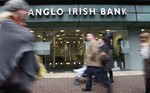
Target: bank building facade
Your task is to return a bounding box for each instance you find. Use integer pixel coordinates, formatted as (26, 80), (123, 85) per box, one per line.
(0, 0), (150, 72)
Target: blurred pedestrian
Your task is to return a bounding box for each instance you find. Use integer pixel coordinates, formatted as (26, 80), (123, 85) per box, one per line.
(82, 33), (111, 93)
(0, 0), (39, 93)
(98, 38), (114, 83)
(35, 55), (47, 79)
(139, 32), (150, 93)
(73, 65), (87, 85)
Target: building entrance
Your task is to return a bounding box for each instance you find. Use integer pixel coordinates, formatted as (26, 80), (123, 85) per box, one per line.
(33, 28), (127, 72)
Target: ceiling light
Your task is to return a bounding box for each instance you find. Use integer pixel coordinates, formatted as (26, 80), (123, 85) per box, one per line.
(43, 38), (46, 40)
(80, 38), (82, 40)
(30, 30), (34, 33)
(99, 34), (103, 36)
(60, 30), (64, 32)
(76, 34), (78, 36)
(56, 35), (60, 37)
(58, 38), (62, 40)
(76, 30), (80, 32)
(141, 29), (145, 32)
(37, 35), (41, 37)
(106, 29), (110, 32)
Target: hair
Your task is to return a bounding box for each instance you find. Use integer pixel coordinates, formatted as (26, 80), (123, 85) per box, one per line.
(98, 38), (108, 44)
(140, 31), (150, 46)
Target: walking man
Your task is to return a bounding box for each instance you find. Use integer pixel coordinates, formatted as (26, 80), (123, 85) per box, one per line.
(82, 33), (112, 93)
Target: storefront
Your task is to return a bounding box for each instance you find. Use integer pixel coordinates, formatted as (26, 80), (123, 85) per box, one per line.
(0, 4), (150, 71)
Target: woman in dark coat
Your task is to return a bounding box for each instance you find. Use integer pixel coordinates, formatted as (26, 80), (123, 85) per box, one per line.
(139, 32), (150, 93)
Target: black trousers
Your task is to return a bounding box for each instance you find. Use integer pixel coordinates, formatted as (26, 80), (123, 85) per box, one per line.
(146, 78), (150, 93)
(0, 85), (30, 93)
(108, 69), (114, 81)
(85, 66), (111, 89)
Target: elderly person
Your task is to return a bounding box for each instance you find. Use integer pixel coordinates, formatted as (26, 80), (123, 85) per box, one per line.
(139, 32), (150, 93)
(0, 0), (39, 93)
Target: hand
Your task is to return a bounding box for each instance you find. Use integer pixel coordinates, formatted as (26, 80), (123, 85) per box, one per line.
(100, 52), (107, 56)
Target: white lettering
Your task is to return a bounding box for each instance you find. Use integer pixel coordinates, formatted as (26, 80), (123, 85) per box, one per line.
(79, 8), (82, 15)
(89, 8), (95, 15)
(69, 8), (71, 15)
(72, 8), (78, 15)
(43, 8), (50, 15)
(83, 8), (88, 15)
(114, 8), (120, 15)
(122, 8), (127, 15)
(57, 8), (64, 15)
(35, 9), (42, 16)
(100, 8), (106, 15)
(28, 9), (34, 16)
(51, 9), (56, 15)
(107, 8), (113, 15)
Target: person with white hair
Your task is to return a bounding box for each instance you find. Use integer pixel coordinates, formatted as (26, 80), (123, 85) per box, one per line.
(139, 32), (150, 93)
(0, 0), (39, 93)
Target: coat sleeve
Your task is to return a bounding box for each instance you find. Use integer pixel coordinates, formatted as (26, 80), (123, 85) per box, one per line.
(88, 41), (99, 57)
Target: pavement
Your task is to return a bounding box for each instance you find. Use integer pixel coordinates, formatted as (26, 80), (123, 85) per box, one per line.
(31, 71), (146, 93)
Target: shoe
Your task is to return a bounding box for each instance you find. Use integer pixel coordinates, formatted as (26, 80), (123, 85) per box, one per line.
(74, 79), (80, 85)
(107, 87), (112, 93)
(82, 88), (91, 91)
(110, 80), (114, 83)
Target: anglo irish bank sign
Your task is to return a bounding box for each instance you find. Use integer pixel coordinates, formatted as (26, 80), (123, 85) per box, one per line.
(28, 8), (127, 16)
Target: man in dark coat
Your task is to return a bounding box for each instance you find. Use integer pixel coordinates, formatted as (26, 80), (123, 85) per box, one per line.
(98, 38), (114, 83)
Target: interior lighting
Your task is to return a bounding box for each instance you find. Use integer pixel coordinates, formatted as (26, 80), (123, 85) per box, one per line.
(76, 30), (80, 32)
(99, 34), (103, 36)
(60, 30), (65, 32)
(43, 38), (46, 40)
(106, 29), (110, 32)
(56, 35), (60, 37)
(30, 30), (34, 33)
(66, 62), (70, 65)
(37, 35), (41, 37)
(141, 29), (145, 32)
(58, 38), (62, 40)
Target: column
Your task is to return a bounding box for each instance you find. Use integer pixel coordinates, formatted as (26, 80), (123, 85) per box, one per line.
(125, 27), (143, 70)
